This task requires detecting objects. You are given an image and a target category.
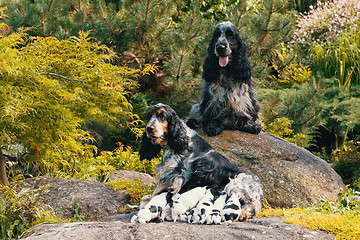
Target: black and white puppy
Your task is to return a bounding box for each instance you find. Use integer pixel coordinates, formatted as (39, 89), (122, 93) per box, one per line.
(131, 192), (169, 223)
(139, 103), (263, 220)
(187, 21), (261, 136)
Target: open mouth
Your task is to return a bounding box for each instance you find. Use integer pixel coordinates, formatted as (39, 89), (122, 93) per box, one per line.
(218, 55), (229, 67)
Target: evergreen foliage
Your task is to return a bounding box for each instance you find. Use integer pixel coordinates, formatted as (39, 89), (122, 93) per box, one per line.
(0, 28), (155, 184)
(1, 0), (299, 114)
(331, 141), (360, 189)
(259, 76), (360, 149)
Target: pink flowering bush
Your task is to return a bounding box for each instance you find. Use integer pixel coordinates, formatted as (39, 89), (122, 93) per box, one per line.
(292, 0), (360, 43)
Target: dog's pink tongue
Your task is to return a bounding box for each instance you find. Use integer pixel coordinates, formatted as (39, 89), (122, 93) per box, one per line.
(219, 56), (229, 67)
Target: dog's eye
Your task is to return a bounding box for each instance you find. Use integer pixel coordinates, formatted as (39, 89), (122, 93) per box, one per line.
(157, 111), (165, 119)
(213, 30), (221, 38)
(226, 30), (234, 37)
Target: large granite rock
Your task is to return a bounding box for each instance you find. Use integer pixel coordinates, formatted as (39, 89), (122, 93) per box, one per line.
(23, 176), (130, 220)
(22, 214), (334, 240)
(201, 131), (346, 208)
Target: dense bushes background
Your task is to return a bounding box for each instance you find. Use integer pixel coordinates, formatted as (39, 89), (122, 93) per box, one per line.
(1, 1), (360, 239)
(1, 0), (359, 188)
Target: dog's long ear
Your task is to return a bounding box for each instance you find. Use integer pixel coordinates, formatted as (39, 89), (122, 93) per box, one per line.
(233, 36), (252, 82)
(203, 43), (220, 83)
(139, 131), (161, 161)
(166, 107), (190, 154)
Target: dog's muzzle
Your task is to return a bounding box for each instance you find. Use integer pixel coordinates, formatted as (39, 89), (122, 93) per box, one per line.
(215, 44), (230, 67)
(150, 135), (166, 145)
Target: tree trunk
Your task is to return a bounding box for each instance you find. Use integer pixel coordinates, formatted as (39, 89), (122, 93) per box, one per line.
(0, 148), (10, 186)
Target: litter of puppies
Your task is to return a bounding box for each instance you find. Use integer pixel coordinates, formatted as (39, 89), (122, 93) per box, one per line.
(131, 174), (263, 224)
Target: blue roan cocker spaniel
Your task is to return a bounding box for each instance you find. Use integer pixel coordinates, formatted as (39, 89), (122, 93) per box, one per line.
(187, 21), (261, 136)
(139, 103), (263, 222)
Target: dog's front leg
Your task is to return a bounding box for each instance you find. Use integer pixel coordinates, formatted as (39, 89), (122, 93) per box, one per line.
(152, 170), (184, 196)
(237, 119), (261, 134)
(202, 119), (224, 136)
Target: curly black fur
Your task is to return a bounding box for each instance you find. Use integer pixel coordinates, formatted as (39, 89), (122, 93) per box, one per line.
(139, 103), (259, 194)
(165, 106), (190, 154)
(139, 132), (162, 161)
(139, 103), (263, 220)
(186, 21), (261, 136)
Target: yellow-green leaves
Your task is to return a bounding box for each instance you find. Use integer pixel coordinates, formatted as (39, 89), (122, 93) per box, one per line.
(0, 29), (155, 177)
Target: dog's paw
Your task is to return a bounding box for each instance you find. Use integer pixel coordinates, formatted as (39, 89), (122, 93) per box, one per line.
(169, 176), (184, 194)
(240, 121), (261, 134)
(185, 117), (200, 129)
(203, 122), (224, 136)
(238, 207), (255, 222)
(251, 123), (262, 134)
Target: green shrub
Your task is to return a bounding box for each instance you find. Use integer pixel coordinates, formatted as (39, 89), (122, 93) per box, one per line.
(311, 29), (360, 89)
(94, 142), (161, 176)
(270, 43), (312, 88)
(107, 179), (155, 205)
(0, 181), (61, 239)
(262, 117), (310, 148)
(331, 141), (360, 189)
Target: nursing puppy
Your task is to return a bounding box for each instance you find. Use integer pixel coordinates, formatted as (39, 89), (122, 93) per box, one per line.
(131, 192), (169, 223)
(189, 188), (216, 224)
(221, 192), (242, 222)
(210, 192), (227, 224)
(171, 187), (207, 222)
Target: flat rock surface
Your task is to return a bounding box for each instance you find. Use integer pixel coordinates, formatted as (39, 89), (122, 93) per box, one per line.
(22, 214), (335, 240)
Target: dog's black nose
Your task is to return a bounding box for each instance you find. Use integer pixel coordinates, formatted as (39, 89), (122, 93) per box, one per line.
(216, 44), (226, 51)
(146, 125), (154, 133)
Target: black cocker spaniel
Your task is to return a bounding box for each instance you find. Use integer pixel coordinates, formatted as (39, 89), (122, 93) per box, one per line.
(186, 21), (261, 136)
(139, 103), (263, 220)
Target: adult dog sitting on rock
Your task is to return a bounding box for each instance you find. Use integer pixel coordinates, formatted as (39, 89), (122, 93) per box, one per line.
(139, 103), (263, 222)
(186, 21), (261, 136)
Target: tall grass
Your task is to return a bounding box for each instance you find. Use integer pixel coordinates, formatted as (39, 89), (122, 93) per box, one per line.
(311, 29), (360, 91)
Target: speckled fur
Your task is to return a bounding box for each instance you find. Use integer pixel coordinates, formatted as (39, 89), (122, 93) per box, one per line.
(186, 21), (261, 136)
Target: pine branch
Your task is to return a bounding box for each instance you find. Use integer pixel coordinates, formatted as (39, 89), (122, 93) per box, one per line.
(47, 0), (54, 18)
(176, 51), (185, 83)
(97, 0), (114, 34)
(264, 0), (274, 31)
(122, 51), (142, 69)
(297, 76), (321, 113)
(235, 9), (245, 26)
(300, 108), (321, 126)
